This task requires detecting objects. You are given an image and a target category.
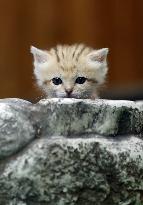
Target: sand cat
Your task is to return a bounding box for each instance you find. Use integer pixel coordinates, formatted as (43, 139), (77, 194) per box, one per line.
(31, 44), (108, 99)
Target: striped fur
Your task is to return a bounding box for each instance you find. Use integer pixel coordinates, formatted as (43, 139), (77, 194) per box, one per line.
(50, 44), (92, 70)
(31, 44), (109, 99)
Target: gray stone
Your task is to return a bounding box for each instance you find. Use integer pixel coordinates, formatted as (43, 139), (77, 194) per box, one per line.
(0, 136), (143, 205)
(0, 98), (143, 205)
(34, 98), (143, 137)
(0, 98), (35, 159)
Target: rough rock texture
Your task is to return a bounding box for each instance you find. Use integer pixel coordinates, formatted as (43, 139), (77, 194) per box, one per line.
(35, 99), (143, 136)
(0, 98), (143, 205)
(0, 98), (35, 159)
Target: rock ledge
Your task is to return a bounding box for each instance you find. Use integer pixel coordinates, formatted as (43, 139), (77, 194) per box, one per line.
(0, 98), (142, 205)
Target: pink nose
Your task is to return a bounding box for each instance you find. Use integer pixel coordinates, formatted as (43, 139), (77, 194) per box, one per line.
(65, 89), (73, 95)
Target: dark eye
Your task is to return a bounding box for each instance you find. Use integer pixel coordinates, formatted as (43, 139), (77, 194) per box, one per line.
(75, 77), (87, 84)
(52, 77), (62, 85)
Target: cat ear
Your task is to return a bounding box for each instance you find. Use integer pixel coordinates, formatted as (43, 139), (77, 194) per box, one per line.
(30, 46), (49, 64)
(87, 48), (109, 63)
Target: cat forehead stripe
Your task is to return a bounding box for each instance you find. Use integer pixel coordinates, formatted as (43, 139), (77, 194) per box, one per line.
(71, 44), (85, 61)
(75, 45), (86, 61)
(72, 44), (79, 58)
(51, 44), (89, 63)
(53, 47), (60, 62)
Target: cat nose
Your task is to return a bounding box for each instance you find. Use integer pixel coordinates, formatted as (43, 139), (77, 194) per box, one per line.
(65, 89), (73, 95)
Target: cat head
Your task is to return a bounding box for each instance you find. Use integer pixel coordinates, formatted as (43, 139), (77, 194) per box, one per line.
(31, 44), (109, 99)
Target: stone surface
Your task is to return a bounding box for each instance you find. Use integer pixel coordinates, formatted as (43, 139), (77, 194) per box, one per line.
(34, 98), (143, 137)
(0, 98), (143, 205)
(0, 98), (35, 159)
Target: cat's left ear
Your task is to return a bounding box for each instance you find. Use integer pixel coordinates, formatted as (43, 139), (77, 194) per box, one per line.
(87, 48), (109, 63)
(30, 46), (50, 65)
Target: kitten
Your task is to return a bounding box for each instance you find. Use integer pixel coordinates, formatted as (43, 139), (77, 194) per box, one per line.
(31, 44), (109, 99)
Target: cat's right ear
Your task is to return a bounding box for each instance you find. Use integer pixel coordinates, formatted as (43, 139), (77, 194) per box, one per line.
(30, 46), (49, 65)
(87, 48), (109, 64)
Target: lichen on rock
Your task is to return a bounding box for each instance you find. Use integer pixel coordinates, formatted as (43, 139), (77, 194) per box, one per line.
(0, 98), (143, 205)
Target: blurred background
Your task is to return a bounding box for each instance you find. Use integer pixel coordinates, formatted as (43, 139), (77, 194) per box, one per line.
(0, 0), (143, 101)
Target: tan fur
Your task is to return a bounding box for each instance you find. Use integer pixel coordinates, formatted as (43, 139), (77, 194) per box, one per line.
(31, 44), (109, 99)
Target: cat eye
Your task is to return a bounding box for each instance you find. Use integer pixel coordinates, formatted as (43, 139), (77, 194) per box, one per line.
(52, 77), (62, 85)
(75, 77), (87, 84)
